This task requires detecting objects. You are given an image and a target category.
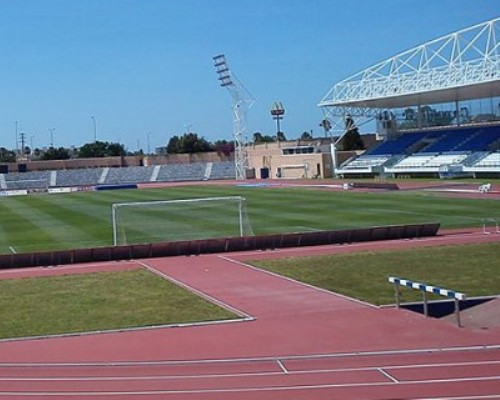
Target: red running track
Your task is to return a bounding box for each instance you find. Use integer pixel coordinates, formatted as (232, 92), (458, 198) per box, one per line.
(0, 230), (498, 399)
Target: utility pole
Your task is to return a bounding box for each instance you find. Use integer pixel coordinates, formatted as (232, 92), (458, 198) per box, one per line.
(49, 128), (55, 147)
(19, 132), (26, 158)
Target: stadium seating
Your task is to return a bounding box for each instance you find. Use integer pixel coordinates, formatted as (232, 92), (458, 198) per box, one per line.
(104, 166), (156, 184)
(0, 161), (237, 191)
(209, 161), (237, 179)
(56, 168), (104, 187)
(339, 124), (500, 176)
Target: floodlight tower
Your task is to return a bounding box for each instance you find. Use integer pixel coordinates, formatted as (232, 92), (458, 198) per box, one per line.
(213, 54), (255, 180)
(270, 102), (285, 137)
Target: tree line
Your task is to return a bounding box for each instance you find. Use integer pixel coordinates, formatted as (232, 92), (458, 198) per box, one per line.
(0, 125), (365, 162)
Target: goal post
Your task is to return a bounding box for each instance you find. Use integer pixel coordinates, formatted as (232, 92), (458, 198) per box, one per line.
(111, 196), (253, 246)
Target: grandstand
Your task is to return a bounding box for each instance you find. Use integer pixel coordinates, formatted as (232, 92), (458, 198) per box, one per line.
(0, 161), (236, 192)
(319, 17), (500, 178)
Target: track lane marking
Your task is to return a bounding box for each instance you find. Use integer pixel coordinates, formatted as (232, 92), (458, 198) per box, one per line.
(0, 376), (498, 396)
(1, 360), (498, 381)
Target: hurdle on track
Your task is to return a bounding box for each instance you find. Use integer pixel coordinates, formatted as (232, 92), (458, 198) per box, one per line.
(388, 276), (466, 327)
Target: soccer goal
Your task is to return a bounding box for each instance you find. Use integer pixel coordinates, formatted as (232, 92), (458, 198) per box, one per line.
(111, 196), (253, 246)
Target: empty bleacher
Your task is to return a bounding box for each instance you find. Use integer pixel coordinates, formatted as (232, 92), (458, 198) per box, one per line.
(0, 161), (237, 191)
(209, 161), (236, 179)
(338, 155), (392, 172)
(367, 132), (428, 156)
(156, 163), (207, 182)
(339, 124), (500, 176)
(104, 166), (156, 185)
(56, 168), (104, 187)
(473, 151), (500, 167)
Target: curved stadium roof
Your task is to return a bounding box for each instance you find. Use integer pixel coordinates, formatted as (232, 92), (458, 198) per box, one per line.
(319, 17), (500, 113)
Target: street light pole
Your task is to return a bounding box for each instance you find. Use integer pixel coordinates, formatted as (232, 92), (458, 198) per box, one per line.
(49, 128), (55, 147)
(91, 116), (97, 142)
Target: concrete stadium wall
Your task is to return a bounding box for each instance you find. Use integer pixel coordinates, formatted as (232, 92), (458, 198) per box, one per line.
(0, 223), (439, 269)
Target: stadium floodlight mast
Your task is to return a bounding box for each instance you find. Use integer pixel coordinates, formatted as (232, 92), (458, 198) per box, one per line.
(270, 102), (285, 138)
(213, 54), (255, 180)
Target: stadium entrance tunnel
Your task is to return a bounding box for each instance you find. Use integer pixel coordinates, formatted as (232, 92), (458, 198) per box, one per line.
(0, 222), (440, 269)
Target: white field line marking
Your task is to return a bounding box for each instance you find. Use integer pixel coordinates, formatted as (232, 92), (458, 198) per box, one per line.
(378, 367), (399, 383)
(218, 254), (378, 309)
(8, 246), (16, 254)
(0, 317), (248, 344)
(0, 376), (498, 396)
(135, 260), (254, 320)
(2, 360), (499, 382)
(276, 359), (288, 374)
(1, 345), (499, 367)
(0, 260), (137, 276)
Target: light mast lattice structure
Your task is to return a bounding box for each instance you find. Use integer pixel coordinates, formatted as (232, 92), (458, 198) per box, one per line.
(213, 54), (255, 180)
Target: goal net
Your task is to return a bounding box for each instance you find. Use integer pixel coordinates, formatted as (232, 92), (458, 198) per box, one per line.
(112, 196), (253, 246)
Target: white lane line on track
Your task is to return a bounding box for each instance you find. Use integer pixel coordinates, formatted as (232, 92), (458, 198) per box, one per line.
(0, 376), (498, 396)
(276, 359), (288, 374)
(1, 344), (499, 367)
(1, 360), (499, 381)
(378, 367), (399, 383)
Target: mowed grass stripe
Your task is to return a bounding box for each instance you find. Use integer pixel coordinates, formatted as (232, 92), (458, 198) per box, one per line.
(0, 185), (499, 254)
(24, 195), (111, 243)
(0, 200), (56, 253)
(1, 196), (103, 252)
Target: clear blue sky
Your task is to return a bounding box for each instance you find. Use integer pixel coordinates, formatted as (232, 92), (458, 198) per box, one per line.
(0, 0), (497, 151)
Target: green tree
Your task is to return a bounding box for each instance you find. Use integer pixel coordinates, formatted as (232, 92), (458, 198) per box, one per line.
(77, 141), (126, 158)
(339, 128), (365, 151)
(300, 131), (313, 141)
(0, 147), (16, 162)
(214, 140), (234, 157)
(338, 116), (364, 151)
(41, 147), (71, 160)
(166, 135), (180, 154)
(166, 133), (213, 154)
(319, 119), (332, 136)
(276, 131), (287, 142)
(252, 132), (274, 144)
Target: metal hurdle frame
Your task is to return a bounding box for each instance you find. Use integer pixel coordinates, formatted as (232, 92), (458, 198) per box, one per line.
(388, 276), (466, 327)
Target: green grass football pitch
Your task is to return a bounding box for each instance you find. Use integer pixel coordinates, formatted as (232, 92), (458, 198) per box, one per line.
(0, 184), (498, 254)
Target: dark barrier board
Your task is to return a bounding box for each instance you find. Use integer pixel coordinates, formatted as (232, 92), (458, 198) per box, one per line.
(351, 182), (399, 191)
(95, 184), (138, 191)
(0, 223), (440, 269)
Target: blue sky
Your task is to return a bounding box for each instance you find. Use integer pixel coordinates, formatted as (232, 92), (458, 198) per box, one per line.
(0, 0), (497, 151)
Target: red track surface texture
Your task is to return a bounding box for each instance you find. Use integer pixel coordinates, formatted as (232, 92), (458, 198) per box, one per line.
(0, 230), (499, 399)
